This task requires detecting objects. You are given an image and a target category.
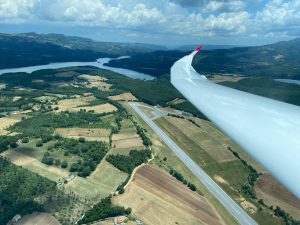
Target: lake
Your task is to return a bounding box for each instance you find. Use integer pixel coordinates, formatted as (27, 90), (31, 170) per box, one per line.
(275, 79), (300, 86)
(0, 57), (155, 80)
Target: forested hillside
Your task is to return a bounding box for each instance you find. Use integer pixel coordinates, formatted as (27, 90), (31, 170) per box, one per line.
(106, 38), (300, 79)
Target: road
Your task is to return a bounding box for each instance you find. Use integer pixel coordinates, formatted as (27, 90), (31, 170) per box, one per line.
(129, 102), (258, 225)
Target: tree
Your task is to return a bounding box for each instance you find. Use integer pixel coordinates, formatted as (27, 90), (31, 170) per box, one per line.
(36, 140), (43, 147)
(10, 142), (18, 148)
(21, 137), (29, 143)
(125, 207), (132, 215)
(54, 159), (61, 166)
(61, 161), (68, 169)
(79, 137), (85, 143)
(42, 157), (54, 165)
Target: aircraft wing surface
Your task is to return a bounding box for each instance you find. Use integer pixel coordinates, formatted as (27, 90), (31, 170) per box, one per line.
(171, 46), (300, 199)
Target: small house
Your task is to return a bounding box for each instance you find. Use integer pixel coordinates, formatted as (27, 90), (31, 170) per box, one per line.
(63, 174), (75, 182)
(114, 216), (126, 225)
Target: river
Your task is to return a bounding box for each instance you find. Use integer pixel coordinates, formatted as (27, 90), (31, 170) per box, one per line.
(0, 57), (155, 80)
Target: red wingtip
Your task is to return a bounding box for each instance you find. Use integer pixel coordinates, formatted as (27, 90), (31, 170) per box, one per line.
(194, 45), (203, 52)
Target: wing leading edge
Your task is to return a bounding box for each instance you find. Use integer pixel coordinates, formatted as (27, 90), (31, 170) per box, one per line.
(171, 47), (300, 199)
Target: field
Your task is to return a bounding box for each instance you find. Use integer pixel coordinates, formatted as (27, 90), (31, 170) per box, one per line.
(2, 143), (128, 203)
(1, 148), (69, 181)
(78, 74), (112, 90)
(0, 83), (6, 89)
(15, 212), (61, 225)
(55, 128), (111, 142)
(73, 103), (117, 114)
(114, 165), (224, 225)
(167, 98), (186, 105)
(111, 118), (144, 149)
(112, 133), (144, 149)
(0, 115), (22, 135)
(55, 95), (117, 113)
(122, 102), (241, 225)
(255, 174), (300, 220)
(155, 116), (235, 163)
(65, 160), (127, 203)
(108, 92), (137, 101)
(55, 96), (96, 112)
(209, 75), (246, 83)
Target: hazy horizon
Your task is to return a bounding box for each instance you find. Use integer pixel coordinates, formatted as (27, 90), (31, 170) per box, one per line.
(0, 0), (299, 46)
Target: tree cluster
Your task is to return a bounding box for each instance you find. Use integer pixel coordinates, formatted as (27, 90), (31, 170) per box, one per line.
(169, 169), (197, 192)
(78, 195), (131, 225)
(136, 126), (152, 146)
(43, 138), (108, 177)
(106, 149), (152, 174)
(227, 147), (261, 199)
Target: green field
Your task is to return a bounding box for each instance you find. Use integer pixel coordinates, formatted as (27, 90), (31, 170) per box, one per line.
(154, 115), (283, 225)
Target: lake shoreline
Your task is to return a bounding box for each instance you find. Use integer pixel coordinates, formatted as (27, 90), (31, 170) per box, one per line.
(0, 57), (155, 80)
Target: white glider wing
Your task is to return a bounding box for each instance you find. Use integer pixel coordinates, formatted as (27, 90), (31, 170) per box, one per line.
(171, 46), (300, 199)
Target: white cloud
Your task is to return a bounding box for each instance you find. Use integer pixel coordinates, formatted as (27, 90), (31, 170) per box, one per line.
(0, 0), (37, 23)
(256, 0), (300, 25)
(203, 1), (245, 13)
(0, 0), (299, 40)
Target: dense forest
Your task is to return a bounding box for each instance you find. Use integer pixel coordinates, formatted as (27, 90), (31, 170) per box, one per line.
(107, 38), (300, 79)
(0, 157), (57, 224)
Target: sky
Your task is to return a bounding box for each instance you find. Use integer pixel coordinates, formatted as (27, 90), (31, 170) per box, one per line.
(0, 0), (299, 46)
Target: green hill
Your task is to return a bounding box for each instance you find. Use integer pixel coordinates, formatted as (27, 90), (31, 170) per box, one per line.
(106, 38), (300, 79)
(0, 33), (165, 69)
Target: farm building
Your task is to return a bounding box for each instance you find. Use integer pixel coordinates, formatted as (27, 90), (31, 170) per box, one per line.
(114, 215), (126, 225)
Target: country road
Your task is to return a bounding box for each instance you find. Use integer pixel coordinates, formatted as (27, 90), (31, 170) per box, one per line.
(129, 102), (258, 225)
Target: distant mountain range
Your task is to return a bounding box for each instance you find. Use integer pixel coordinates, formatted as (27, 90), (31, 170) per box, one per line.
(175, 44), (237, 51)
(0, 33), (299, 79)
(0, 32), (166, 69)
(193, 38), (300, 79)
(107, 37), (300, 79)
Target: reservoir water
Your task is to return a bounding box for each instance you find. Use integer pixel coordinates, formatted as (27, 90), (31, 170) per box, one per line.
(275, 79), (300, 86)
(0, 57), (155, 80)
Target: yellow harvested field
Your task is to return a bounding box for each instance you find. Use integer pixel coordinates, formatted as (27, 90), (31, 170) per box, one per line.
(1, 149), (68, 181)
(16, 212), (61, 225)
(79, 74), (112, 90)
(112, 133), (144, 149)
(168, 98), (186, 105)
(210, 75), (245, 83)
(55, 128), (110, 142)
(56, 96), (96, 112)
(35, 95), (58, 101)
(111, 133), (140, 141)
(0, 117), (21, 130)
(0, 116), (21, 136)
(109, 92), (137, 101)
(112, 137), (144, 149)
(0, 83), (6, 89)
(12, 96), (22, 102)
(255, 174), (300, 220)
(114, 165), (224, 225)
(74, 103), (117, 114)
(65, 160), (127, 203)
